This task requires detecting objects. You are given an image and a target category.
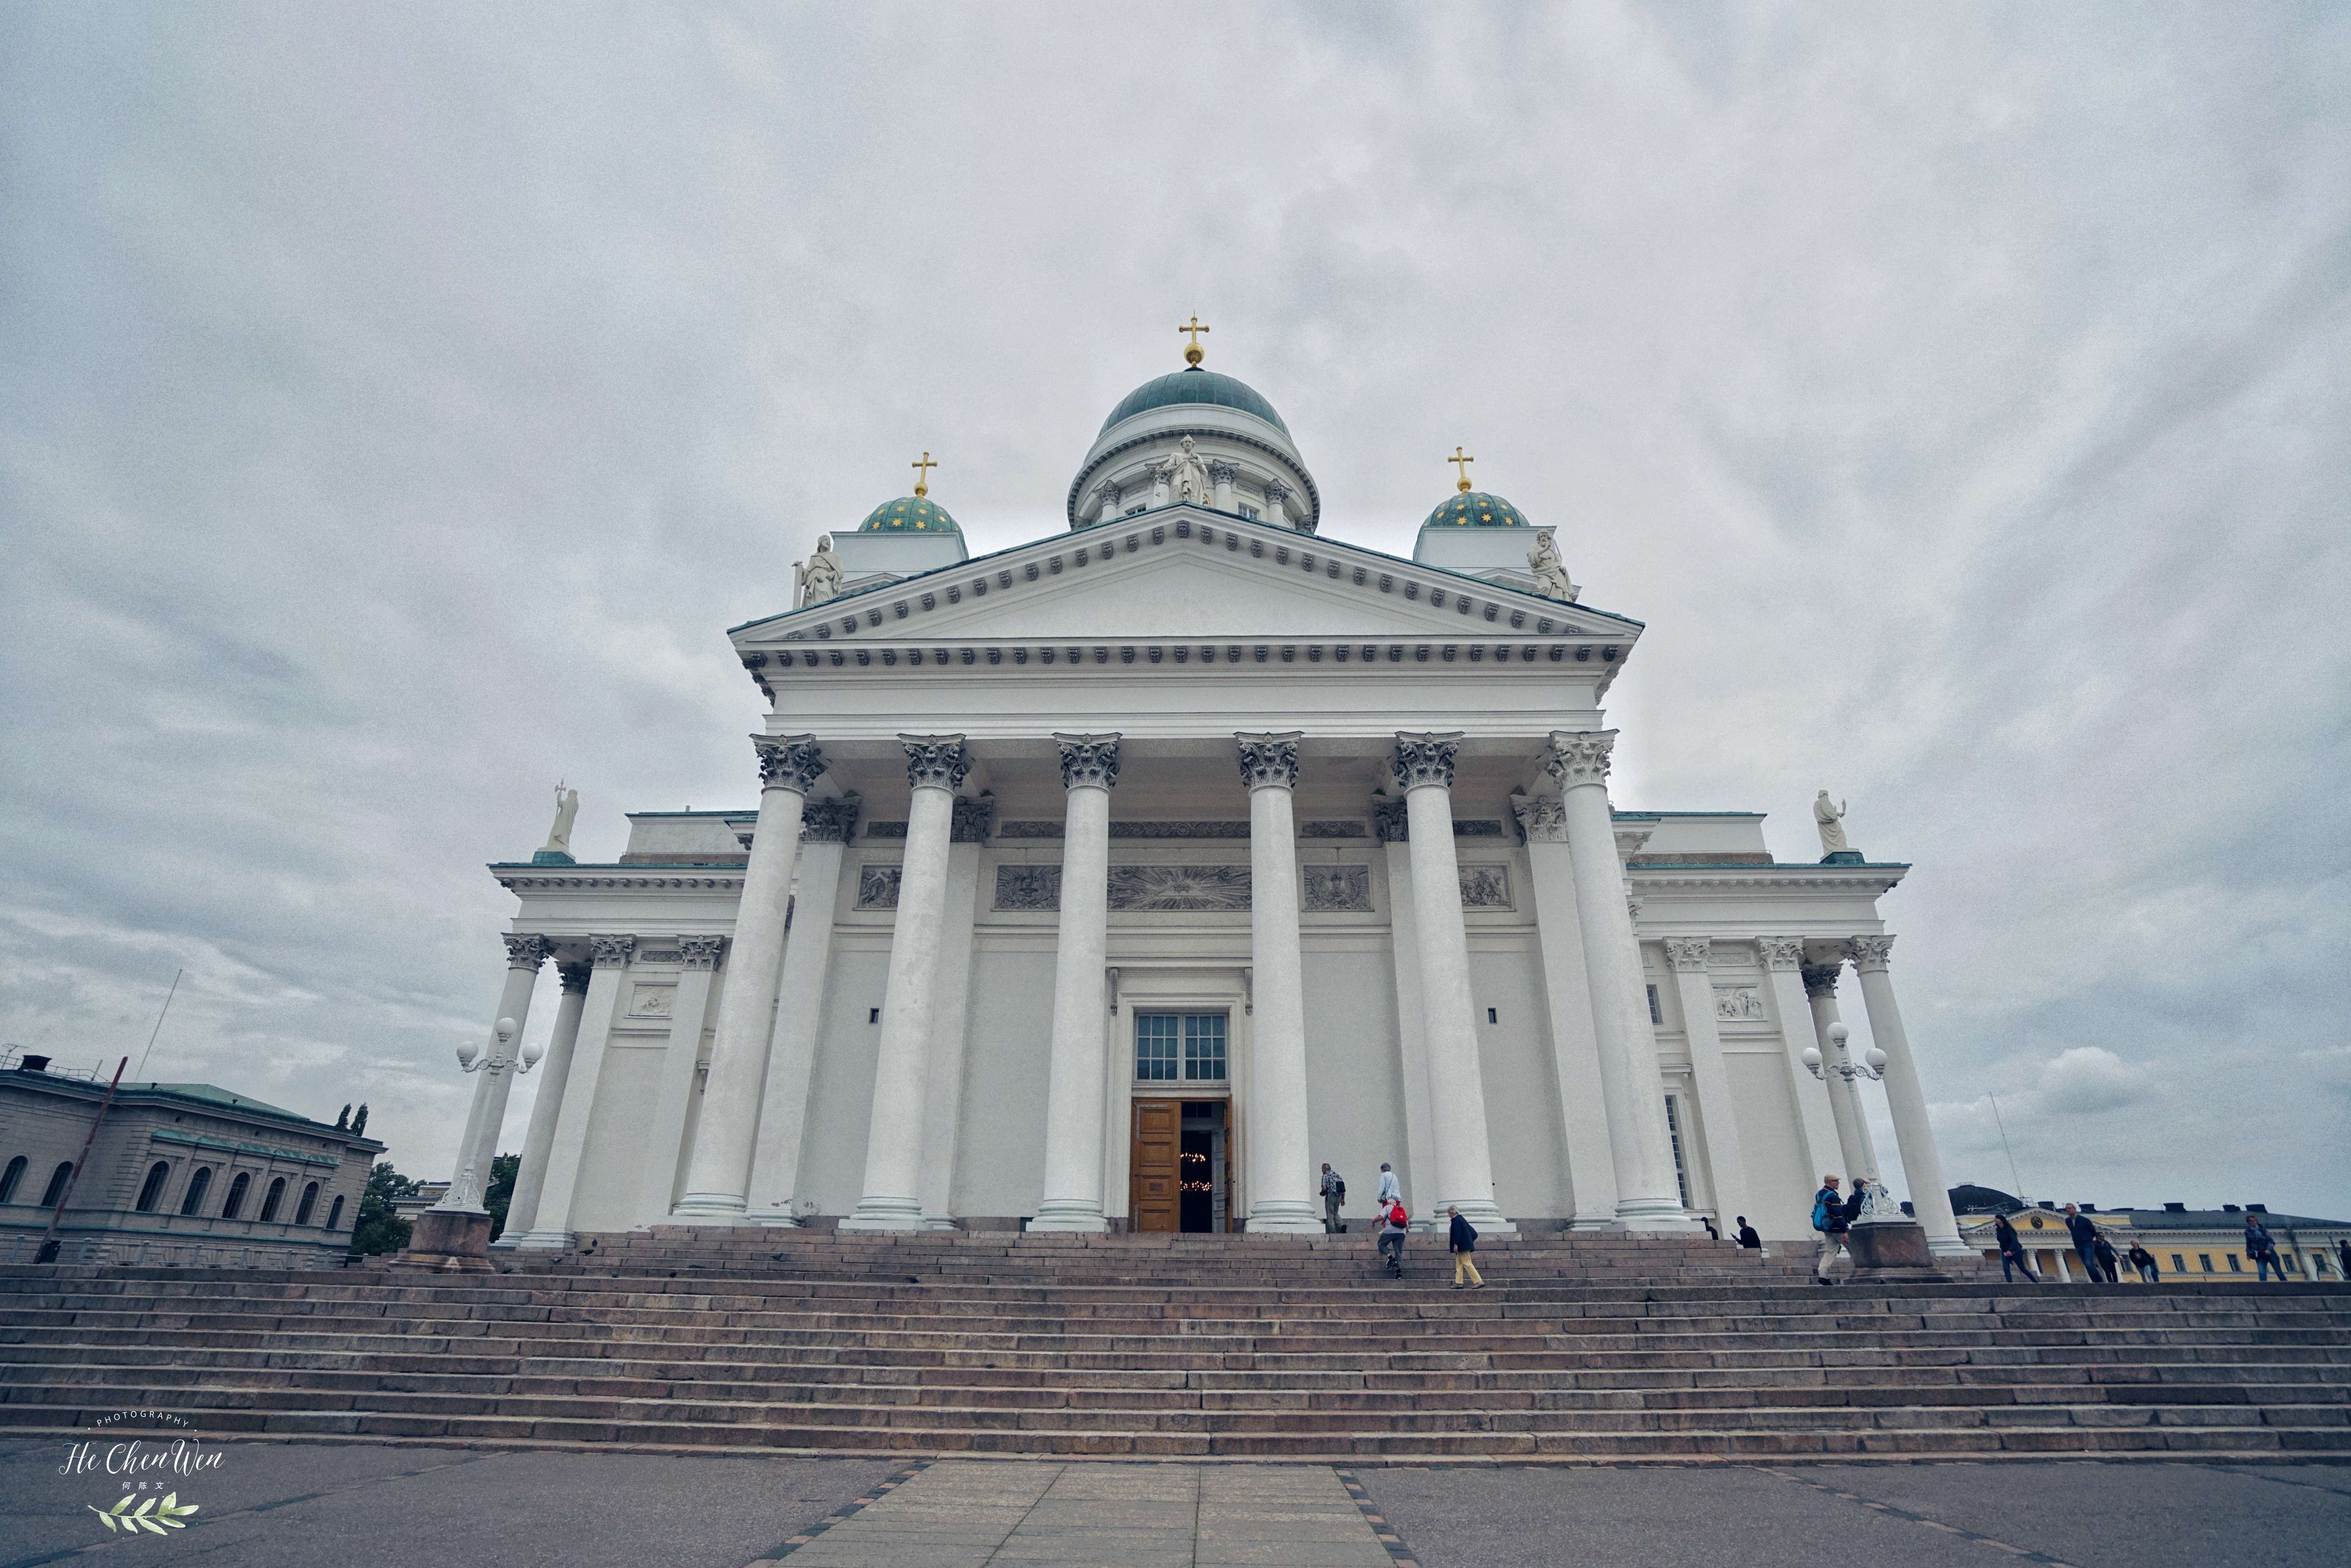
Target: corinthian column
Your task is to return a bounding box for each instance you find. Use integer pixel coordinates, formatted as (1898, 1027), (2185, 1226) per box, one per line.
(746, 795), (857, 1225)
(435, 932), (552, 1215)
(1393, 733), (1510, 1231)
(841, 736), (969, 1231)
(1802, 957), (1894, 1221)
(672, 734), (824, 1220)
(1237, 732), (1319, 1232)
(1030, 733), (1120, 1232)
(636, 935), (726, 1224)
(1662, 938), (1750, 1224)
(498, 957), (589, 1245)
(1544, 730), (1693, 1230)
(1757, 938), (1838, 1189)
(1844, 936), (1969, 1256)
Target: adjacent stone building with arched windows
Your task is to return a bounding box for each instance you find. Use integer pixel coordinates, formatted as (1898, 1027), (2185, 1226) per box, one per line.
(0, 1051), (380, 1266)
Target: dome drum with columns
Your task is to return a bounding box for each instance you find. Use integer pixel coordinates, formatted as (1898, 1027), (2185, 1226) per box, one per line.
(448, 335), (1967, 1265)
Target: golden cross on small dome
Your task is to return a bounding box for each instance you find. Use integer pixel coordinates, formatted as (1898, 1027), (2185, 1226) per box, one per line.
(910, 451), (938, 498)
(1448, 446), (1475, 493)
(1177, 315), (1211, 366)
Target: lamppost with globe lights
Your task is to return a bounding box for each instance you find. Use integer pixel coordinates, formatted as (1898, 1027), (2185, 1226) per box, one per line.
(1801, 1021), (1903, 1226)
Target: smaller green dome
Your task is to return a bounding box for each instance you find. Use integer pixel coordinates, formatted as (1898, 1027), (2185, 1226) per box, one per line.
(1423, 490), (1529, 528)
(859, 495), (960, 533)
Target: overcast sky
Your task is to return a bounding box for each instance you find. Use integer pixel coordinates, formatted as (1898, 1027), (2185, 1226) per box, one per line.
(4, 3), (2346, 1223)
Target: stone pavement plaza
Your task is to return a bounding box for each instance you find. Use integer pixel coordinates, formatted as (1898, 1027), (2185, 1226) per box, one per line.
(3, 1439), (2348, 1568)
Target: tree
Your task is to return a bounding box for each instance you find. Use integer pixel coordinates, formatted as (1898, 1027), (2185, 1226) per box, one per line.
(485, 1154), (521, 1240)
(350, 1103), (369, 1136)
(350, 1161), (416, 1256)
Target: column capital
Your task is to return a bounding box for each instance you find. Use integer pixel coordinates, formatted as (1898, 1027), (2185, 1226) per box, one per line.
(1843, 935), (1896, 973)
(951, 792), (997, 844)
(899, 733), (971, 792)
(1207, 459), (1239, 484)
(1054, 733), (1121, 791)
(1511, 792), (1569, 843)
(1235, 731), (1302, 791)
(676, 935), (728, 971)
(1800, 959), (1841, 998)
(556, 959), (592, 995)
(589, 934), (637, 969)
(800, 794), (862, 843)
(1542, 728), (1617, 790)
(1262, 478), (1293, 505)
(503, 933), (554, 972)
(1755, 937), (1806, 971)
(1392, 731), (1462, 791)
(1371, 797), (1411, 843)
(754, 733), (826, 794)
(1662, 937), (1713, 973)
(1626, 890), (1646, 924)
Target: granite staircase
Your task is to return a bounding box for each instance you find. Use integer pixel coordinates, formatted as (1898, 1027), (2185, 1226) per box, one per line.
(3, 1231), (2347, 1463)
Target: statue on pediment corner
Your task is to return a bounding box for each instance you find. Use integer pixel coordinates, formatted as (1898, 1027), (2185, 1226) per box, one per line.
(1529, 531), (1579, 603)
(796, 535), (843, 607)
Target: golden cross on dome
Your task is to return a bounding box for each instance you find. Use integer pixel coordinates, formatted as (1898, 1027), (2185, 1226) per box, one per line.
(1448, 446), (1475, 493)
(910, 451), (937, 498)
(1178, 315), (1211, 366)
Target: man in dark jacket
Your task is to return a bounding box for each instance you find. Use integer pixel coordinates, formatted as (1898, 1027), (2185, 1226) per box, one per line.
(1734, 1216), (1762, 1250)
(2126, 1242), (2159, 1284)
(1993, 1213), (2039, 1282)
(2092, 1231), (2122, 1283)
(2245, 1217), (2286, 1282)
(2063, 1205), (2102, 1283)
(2337, 1238), (2351, 1283)
(1447, 1206), (1484, 1289)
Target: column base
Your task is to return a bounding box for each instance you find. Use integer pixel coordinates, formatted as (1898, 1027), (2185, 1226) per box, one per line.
(924, 1217), (962, 1232)
(392, 1209), (496, 1272)
(495, 1229), (577, 1251)
(1244, 1201), (1325, 1235)
(1441, 1199), (1518, 1235)
(1026, 1201), (1108, 1233)
(1569, 1216), (1622, 1232)
(1927, 1235), (1981, 1259)
(750, 1209), (803, 1228)
(1847, 1220), (1933, 1270)
(838, 1195), (926, 1232)
(1615, 1196), (1703, 1233)
(667, 1192), (750, 1221)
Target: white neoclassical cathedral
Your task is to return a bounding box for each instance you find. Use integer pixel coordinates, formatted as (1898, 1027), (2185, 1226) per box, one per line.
(442, 337), (1969, 1254)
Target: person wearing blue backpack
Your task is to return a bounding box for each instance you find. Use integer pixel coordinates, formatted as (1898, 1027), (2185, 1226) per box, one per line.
(1810, 1173), (1870, 1285)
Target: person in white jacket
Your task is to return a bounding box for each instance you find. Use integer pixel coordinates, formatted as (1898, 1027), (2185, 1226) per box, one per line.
(1375, 1164), (1401, 1209)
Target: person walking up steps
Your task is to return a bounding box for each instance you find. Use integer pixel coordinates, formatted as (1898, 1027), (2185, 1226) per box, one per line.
(1377, 1197), (1408, 1278)
(1448, 1206), (1484, 1290)
(2064, 1204), (2103, 1283)
(2245, 1214), (2287, 1282)
(1319, 1164), (1345, 1233)
(2127, 1242), (2159, 1284)
(1993, 1211), (2040, 1282)
(1811, 1174), (1868, 1285)
(1375, 1163), (1400, 1209)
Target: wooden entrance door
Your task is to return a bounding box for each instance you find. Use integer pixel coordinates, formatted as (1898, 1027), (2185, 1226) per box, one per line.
(1130, 1099), (1180, 1233)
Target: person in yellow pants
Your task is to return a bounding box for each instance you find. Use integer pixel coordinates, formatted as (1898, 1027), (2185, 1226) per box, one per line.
(1448, 1205), (1485, 1289)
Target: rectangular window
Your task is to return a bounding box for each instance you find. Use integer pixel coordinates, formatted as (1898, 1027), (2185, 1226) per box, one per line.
(1646, 985), (1662, 1026)
(1239, 504), (1261, 521)
(1662, 1096), (1692, 1208)
(1136, 1015), (1179, 1082)
(2284, 1252), (2300, 1272)
(1183, 1014), (1227, 1082)
(2198, 1254), (2213, 1273)
(2227, 1254), (2242, 1272)
(2170, 1254), (2184, 1273)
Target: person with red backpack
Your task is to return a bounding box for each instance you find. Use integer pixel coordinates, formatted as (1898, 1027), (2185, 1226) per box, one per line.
(1377, 1197), (1409, 1278)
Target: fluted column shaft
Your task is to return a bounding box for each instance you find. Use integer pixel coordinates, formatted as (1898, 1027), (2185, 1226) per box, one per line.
(745, 799), (857, 1225)
(1544, 730), (1692, 1230)
(1031, 735), (1120, 1231)
(435, 933), (551, 1214)
(1663, 938), (1750, 1224)
(499, 960), (589, 1242)
(1758, 938), (1840, 1191)
(515, 935), (631, 1242)
(1394, 733), (1510, 1232)
(673, 735), (823, 1219)
(636, 936), (725, 1224)
(1847, 937), (1969, 1255)
(842, 737), (968, 1231)
(1238, 733), (1319, 1233)
(1803, 959), (1897, 1223)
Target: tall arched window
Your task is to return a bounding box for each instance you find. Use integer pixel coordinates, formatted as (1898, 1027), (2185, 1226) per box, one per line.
(179, 1167), (213, 1216)
(259, 1176), (286, 1223)
(38, 1162), (73, 1208)
(221, 1170), (251, 1220)
(326, 1194), (345, 1232)
(0, 1156), (25, 1204)
(295, 1182), (319, 1225)
(134, 1162), (171, 1213)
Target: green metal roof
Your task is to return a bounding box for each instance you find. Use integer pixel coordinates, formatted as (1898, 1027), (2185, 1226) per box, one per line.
(859, 495), (960, 533)
(1100, 369), (1290, 437)
(1424, 490), (1529, 528)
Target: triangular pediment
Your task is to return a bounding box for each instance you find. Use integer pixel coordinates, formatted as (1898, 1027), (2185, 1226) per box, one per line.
(732, 511), (1635, 650)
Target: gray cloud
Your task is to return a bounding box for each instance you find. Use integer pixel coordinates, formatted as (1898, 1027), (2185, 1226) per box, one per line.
(3, 2), (2346, 1219)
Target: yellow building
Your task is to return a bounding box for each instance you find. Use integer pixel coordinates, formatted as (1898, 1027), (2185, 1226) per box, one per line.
(1958, 1202), (2351, 1283)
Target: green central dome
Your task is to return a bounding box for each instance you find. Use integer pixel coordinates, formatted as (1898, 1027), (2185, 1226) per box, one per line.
(1423, 490), (1529, 528)
(1100, 368), (1290, 437)
(859, 495), (960, 533)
